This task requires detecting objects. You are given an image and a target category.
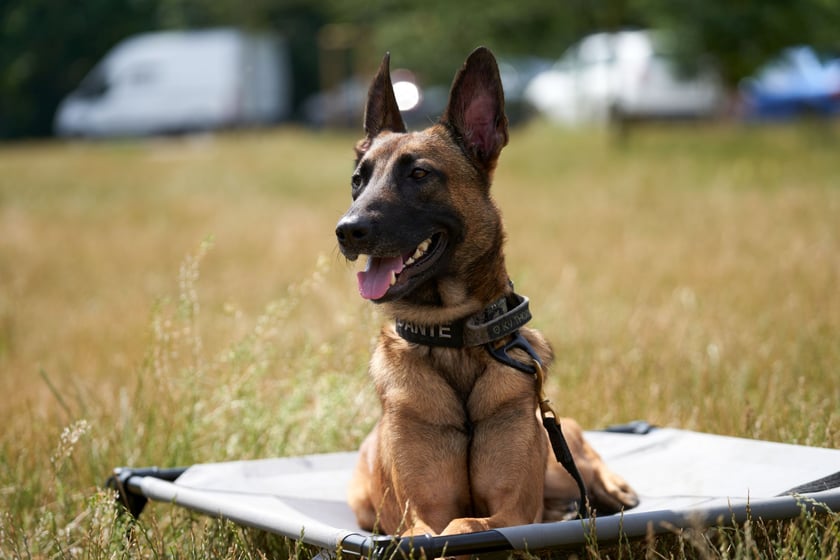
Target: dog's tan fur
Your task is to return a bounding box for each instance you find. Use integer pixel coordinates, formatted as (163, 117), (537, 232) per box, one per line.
(336, 48), (637, 538)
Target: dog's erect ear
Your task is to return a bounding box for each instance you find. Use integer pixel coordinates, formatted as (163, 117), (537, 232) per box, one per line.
(356, 53), (407, 158)
(441, 47), (509, 175)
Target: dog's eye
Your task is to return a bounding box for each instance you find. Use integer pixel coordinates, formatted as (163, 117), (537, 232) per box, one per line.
(410, 168), (429, 181)
(351, 173), (363, 195)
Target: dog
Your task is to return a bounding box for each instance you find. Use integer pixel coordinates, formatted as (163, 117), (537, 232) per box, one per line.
(335, 47), (638, 538)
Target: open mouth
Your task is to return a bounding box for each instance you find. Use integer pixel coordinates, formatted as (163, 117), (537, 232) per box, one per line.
(357, 232), (446, 301)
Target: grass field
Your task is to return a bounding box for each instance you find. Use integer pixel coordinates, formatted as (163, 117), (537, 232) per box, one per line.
(1, 121), (838, 558)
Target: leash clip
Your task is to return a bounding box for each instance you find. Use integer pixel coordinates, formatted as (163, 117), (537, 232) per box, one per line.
(485, 330), (540, 375)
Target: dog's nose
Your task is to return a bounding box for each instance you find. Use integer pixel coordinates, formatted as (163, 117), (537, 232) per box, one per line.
(335, 214), (372, 247)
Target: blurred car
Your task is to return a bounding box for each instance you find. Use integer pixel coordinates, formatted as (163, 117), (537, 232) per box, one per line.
(523, 30), (724, 127)
(55, 29), (292, 137)
(303, 57), (550, 129)
(497, 57), (553, 124)
(303, 69), (446, 129)
(302, 76), (367, 128)
(739, 46), (840, 119)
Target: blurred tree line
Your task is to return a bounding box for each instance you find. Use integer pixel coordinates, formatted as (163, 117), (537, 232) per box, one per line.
(1, 0), (838, 139)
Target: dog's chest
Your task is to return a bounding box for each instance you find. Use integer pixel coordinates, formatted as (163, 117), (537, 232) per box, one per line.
(374, 340), (501, 405)
(426, 346), (486, 396)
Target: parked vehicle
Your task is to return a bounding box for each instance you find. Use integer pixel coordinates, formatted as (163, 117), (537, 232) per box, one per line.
(303, 57), (549, 129)
(739, 46), (840, 119)
(523, 30), (724, 126)
(497, 57), (553, 124)
(54, 29), (292, 137)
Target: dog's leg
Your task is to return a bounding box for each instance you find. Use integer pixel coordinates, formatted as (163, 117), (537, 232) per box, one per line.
(384, 416), (476, 536)
(348, 423), (462, 535)
(435, 367), (547, 535)
(543, 417), (639, 517)
(363, 365), (481, 535)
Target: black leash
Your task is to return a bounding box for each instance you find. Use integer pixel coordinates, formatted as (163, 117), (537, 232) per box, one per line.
(395, 291), (589, 517)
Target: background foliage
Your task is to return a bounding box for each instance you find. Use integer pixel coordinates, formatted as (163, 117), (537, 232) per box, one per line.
(2, 0), (840, 138)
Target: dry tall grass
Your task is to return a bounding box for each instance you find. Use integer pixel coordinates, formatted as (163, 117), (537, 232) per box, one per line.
(0, 121), (838, 558)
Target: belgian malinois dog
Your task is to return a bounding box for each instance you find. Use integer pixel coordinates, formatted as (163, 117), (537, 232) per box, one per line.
(336, 47), (638, 538)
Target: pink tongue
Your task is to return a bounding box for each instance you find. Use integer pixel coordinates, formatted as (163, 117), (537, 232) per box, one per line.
(357, 256), (405, 300)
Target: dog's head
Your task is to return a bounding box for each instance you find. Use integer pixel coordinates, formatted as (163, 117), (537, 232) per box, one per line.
(335, 47), (510, 322)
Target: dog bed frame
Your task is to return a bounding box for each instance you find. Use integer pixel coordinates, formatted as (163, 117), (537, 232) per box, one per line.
(107, 422), (840, 558)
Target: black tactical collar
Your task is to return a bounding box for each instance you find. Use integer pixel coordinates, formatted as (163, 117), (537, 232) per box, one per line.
(394, 291), (532, 348)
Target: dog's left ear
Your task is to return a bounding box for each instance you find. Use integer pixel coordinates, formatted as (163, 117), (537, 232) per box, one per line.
(356, 53), (407, 159)
(441, 47), (509, 176)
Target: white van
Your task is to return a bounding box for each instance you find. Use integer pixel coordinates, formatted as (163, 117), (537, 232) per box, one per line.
(524, 30), (723, 127)
(54, 29), (291, 137)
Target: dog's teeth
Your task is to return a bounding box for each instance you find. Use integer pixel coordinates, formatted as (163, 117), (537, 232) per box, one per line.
(412, 238), (431, 260)
(389, 271), (397, 286)
(404, 238), (433, 269)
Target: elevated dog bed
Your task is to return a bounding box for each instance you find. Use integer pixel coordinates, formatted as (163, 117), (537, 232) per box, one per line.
(107, 423), (840, 558)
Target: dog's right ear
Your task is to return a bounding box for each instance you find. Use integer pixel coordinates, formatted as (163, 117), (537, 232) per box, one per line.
(356, 53), (407, 160)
